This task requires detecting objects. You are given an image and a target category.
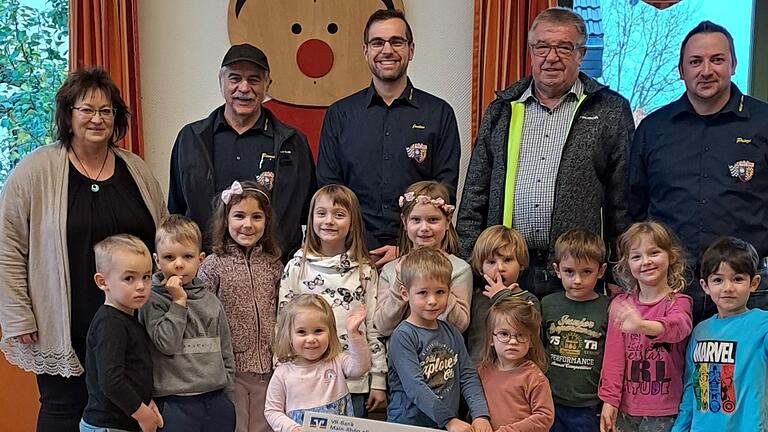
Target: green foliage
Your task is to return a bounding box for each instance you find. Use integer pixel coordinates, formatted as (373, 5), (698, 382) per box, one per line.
(0, 0), (68, 186)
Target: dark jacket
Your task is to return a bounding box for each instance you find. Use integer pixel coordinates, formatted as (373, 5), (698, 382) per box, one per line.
(168, 106), (316, 261)
(456, 73), (634, 264)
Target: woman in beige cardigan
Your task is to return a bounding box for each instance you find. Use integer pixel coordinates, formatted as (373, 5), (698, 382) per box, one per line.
(0, 68), (167, 431)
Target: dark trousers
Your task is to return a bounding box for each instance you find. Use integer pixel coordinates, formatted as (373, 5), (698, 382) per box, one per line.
(350, 393), (367, 418)
(36, 373), (89, 432)
(36, 337), (88, 432)
(157, 390), (235, 432)
(519, 249), (564, 300)
(550, 403), (600, 432)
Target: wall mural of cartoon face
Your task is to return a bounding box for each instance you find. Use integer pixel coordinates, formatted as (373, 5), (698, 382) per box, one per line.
(228, 0), (405, 108)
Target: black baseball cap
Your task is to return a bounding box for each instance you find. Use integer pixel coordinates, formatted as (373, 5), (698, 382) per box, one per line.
(221, 43), (270, 72)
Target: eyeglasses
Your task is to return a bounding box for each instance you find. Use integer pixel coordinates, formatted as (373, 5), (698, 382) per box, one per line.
(366, 37), (410, 50)
(493, 331), (529, 344)
(529, 43), (582, 58)
(71, 106), (117, 119)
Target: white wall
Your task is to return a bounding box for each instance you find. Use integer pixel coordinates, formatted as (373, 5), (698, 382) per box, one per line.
(139, 0), (474, 200)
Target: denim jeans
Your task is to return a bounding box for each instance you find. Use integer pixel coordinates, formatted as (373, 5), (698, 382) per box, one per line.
(550, 403), (600, 432)
(79, 419), (134, 432)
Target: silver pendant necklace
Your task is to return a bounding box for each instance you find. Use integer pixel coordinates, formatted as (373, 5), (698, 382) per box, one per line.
(72, 148), (109, 192)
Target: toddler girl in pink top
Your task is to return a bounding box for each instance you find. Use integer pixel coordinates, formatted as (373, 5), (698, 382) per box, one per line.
(598, 222), (693, 432)
(265, 294), (370, 432)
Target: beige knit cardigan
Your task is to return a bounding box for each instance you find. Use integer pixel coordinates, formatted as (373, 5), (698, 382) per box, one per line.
(0, 143), (167, 377)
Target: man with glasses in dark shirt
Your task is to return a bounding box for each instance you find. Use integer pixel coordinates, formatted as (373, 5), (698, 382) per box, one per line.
(317, 8), (461, 267)
(457, 7), (634, 301)
(628, 21), (768, 324)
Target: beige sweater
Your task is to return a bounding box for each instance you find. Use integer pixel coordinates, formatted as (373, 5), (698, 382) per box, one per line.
(0, 143), (166, 377)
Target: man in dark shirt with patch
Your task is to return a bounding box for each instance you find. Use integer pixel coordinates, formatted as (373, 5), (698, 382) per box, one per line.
(168, 44), (315, 261)
(317, 8), (460, 266)
(628, 21), (768, 323)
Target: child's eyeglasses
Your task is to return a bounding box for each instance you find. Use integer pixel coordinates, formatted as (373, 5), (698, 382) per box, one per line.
(493, 331), (529, 344)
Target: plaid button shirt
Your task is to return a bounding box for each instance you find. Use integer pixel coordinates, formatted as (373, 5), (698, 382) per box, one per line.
(513, 79), (584, 249)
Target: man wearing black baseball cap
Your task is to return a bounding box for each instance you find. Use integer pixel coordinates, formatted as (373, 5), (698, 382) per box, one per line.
(168, 43), (316, 264)
(220, 42), (270, 71)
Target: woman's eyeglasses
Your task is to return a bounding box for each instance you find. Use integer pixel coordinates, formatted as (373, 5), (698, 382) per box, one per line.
(71, 106), (117, 119)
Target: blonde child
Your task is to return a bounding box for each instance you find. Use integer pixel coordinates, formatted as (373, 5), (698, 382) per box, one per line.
(599, 222), (693, 432)
(373, 181), (472, 336)
(140, 215), (235, 432)
(279, 185), (386, 417)
(265, 294), (370, 431)
(81, 235), (163, 432)
(387, 248), (491, 432)
(197, 180), (284, 432)
(478, 298), (554, 432)
(467, 225), (538, 360)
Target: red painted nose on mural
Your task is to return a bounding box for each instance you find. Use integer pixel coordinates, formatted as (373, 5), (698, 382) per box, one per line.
(296, 39), (334, 78)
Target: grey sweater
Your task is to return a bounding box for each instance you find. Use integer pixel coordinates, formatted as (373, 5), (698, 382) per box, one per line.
(457, 73), (634, 266)
(140, 274), (235, 399)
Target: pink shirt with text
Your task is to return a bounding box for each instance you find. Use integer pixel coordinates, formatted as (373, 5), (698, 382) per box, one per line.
(598, 292), (693, 416)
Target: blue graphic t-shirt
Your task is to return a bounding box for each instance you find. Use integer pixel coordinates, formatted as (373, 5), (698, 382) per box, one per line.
(387, 320), (489, 428)
(672, 309), (768, 431)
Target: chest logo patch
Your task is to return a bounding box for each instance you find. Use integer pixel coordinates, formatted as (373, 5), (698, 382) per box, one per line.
(256, 171), (275, 191)
(728, 160), (754, 182)
(735, 137), (752, 144)
(406, 143), (428, 164)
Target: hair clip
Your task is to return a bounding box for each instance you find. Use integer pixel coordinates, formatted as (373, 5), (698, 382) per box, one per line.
(221, 181), (243, 204)
(221, 180), (270, 204)
(398, 192), (456, 214)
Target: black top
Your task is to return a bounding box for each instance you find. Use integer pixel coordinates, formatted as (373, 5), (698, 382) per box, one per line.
(83, 304), (153, 431)
(212, 110), (275, 193)
(628, 84), (768, 261)
(67, 155), (156, 340)
(317, 80), (460, 248)
(167, 106), (316, 262)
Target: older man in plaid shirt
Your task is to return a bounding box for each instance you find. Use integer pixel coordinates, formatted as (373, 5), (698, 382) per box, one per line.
(457, 7), (634, 299)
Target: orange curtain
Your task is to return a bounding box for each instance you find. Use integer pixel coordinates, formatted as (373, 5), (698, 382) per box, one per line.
(471, 0), (556, 144)
(69, 0), (144, 157)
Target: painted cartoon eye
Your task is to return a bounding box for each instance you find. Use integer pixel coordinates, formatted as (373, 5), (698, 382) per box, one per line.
(291, 23), (302, 35)
(327, 23), (338, 34)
